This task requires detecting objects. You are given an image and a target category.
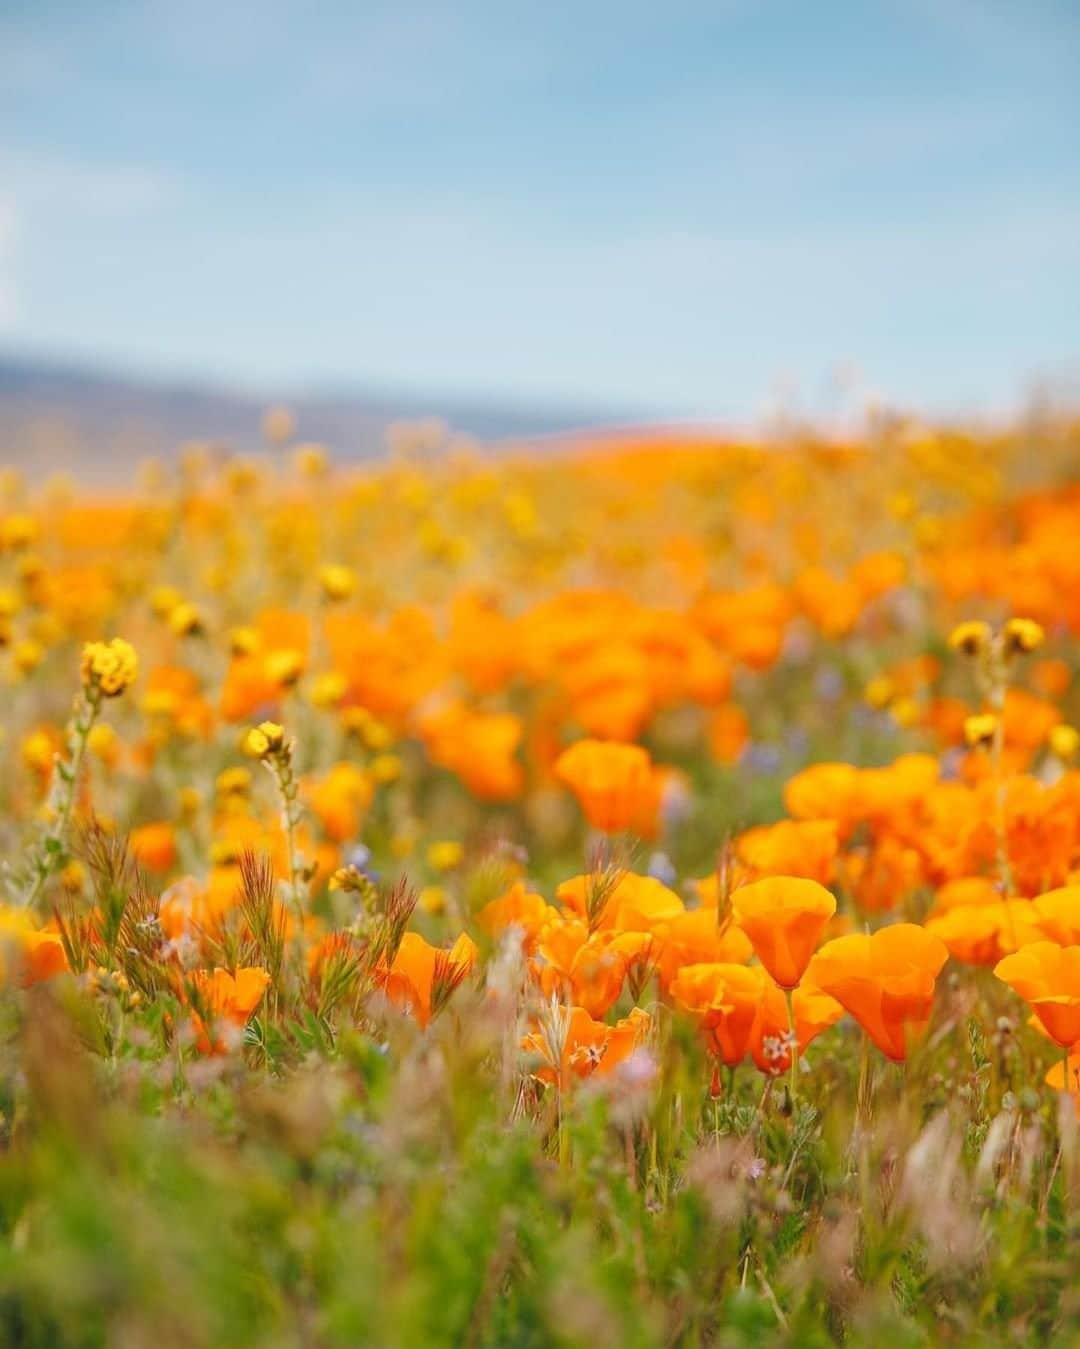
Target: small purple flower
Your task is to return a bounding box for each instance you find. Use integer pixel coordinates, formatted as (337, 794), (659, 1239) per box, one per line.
(347, 844), (378, 879)
(782, 622), (814, 665)
(814, 666), (844, 701)
(744, 743), (782, 776)
(618, 1047), (658, 1087)
(939, 747), (965, 782)
(647, 850), (677, 887)
(660, 776), (692, 828)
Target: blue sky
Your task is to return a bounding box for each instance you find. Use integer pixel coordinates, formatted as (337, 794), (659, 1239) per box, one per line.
(1, 0), (1078, 422)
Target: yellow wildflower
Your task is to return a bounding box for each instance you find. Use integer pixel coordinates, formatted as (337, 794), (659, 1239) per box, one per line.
(243, 721), (286, 759)
(1049, 724), (1079, 762)
(964, 713), (998, 748)
(318, 564), (356, 602)
(948, 621), (992, 657)
(1002, 617), (1045, 656)
(266, 649), (304, 687)
(427, 840), (464, 872)
(168, 601), (203, 637)
(310, 671), (347, 708)
(80, 639), (138, 698)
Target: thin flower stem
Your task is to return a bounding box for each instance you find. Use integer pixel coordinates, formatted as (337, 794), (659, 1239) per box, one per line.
(786, 986), (798, 1102)
(21, 688), (102, 909)
(259, 741), (306, 922)
(985, 638), (1017, 936)
(849, 1031), (873, 1173)
(990, 703), (1015, 898)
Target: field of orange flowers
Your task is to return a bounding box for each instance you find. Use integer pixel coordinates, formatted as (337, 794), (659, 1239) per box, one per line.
(1, 415), (1079, 1346)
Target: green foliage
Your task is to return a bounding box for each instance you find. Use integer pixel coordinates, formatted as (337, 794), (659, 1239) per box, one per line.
(0, 973), (1077, 1348)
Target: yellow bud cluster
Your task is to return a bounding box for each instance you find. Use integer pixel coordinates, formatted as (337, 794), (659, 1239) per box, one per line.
(80, 638), (138, 698)
(1002, 617), (1044, 656)
(963, 713), (998, 748)
(216, 766), (253, 797)
(318, 563), (356, 602)
(948, 620), (992, 658)
(1048, 724), (1079, 762)
(243, 721), (286, 760)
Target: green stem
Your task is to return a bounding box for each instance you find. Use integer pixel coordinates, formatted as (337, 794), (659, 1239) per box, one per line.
(786, 986), (798, 1103)
(557, 1085), (570, 1167)
(852, 1031), (873, 1156)
(21, 688), (101, 909)
(986, 647), (1016, 911)
(270, 754), (305, 920)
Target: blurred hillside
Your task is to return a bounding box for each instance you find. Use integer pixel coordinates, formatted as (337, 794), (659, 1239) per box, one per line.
(0, 353), (632, 480)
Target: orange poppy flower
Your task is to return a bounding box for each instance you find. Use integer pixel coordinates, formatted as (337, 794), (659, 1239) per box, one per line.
(806, 924), (948, 1061)
(668, 963), (777, 1069)
(795, 567), (862, 639)
(307, 762), (374, 843)
(652, 907), (752, 990)
(964, 775), (1077, 897)
(523, 1005), (651, 1091)
(994, 942), (1080, 1049)
(732, 876), (836, 989)
(1002, 687), (1062, 755)
(932, 876), (1002, 912)
(793, 982), (847, 1051)
(142, 665), (214, 740)
(844, 837), (924, 915)
(736, 819), (838, 886)
(1032, 658), (1072, 701)
(1030, 886), (1080, 946)
(306, 930), (360, 982)
(782, 762), (863, 834)
(129, 821), (178, 874)
(553, 739), (660, 835)
(564, 932), (654, 1017)
(255, 607), (311, 662)
(188, 966), (271, 1054)
(670, 962), (841, 1073)
(708, 703), (750, 765)
(420, 702), (525, 801)
(692, 584), (790, 671)
(381, 931), (478, 1028)
(926, 901), (1043, 967)
(565, 645), (654, 743)
(534, 913), (589, 980)
(850, 549), (906, 600)
(858, 754), (940, 829)
(0, 907), (68, 987)
(555, 871), (684, 933)
(598, 1006), (653, 1076)
(447, 589), (519, 695)
(533, 915), (653, 1017)
(478, 881), (559, 953)
(220, 654), (282, 723)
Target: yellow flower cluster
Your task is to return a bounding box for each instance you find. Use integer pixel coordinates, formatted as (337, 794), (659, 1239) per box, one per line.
(242, 720), (286, 759)
(79, 638), (138, 698)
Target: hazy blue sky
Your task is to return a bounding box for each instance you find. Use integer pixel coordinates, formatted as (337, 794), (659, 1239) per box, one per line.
(2, 1), (1078, 421)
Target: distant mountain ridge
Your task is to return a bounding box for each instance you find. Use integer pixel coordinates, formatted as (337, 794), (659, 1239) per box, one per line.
(0, 352), (637, 480)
